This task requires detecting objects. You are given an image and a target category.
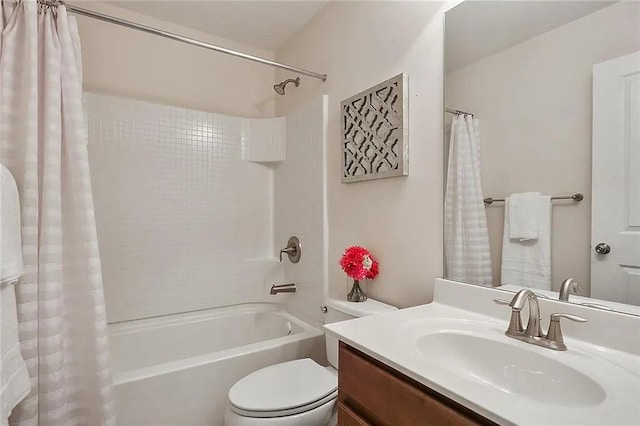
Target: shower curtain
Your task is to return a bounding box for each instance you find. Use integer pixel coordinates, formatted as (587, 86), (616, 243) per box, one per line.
(444, 114), (493, 286)
(0, 1), (115, 424)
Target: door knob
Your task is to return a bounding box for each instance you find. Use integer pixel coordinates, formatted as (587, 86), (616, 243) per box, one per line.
(595, 243), (611, 254)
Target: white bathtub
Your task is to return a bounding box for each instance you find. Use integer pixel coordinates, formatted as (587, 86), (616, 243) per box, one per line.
(109, 303), (325, 426)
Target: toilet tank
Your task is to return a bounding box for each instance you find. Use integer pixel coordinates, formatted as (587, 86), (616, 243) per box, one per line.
(324, 298), (397, 368)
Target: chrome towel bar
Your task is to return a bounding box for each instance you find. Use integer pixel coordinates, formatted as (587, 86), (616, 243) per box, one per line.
(484, 193), (583, 205)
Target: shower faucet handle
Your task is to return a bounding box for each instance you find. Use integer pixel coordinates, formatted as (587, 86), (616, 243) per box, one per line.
(279, 236), (301, 263)
(279, 247), (294, 261)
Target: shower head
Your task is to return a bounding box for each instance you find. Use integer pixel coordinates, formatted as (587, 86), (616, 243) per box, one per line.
(274, 77), (300, 95)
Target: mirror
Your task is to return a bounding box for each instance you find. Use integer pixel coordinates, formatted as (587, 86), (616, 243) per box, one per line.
(443, 1), (640, 316)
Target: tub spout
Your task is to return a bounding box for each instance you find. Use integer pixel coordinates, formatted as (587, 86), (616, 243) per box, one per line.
(270, 283), (296, 295)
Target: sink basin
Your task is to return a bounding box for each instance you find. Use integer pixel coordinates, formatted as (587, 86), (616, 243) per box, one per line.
(416, 331), (606, 406)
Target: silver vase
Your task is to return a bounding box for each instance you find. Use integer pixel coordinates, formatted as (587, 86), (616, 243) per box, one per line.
(347, 279), (367, 302)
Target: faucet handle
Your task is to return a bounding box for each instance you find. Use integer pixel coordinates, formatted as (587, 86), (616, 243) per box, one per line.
(545, 313), (587, 351)
(494, 299), (524, 334)
(279, 247), (294, 262)
(550, 313), (587, 323)
(279, 236), (301, 263)
(579, 302), (613, 311)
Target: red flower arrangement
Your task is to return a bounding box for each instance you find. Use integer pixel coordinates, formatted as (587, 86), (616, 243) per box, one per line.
(340, 246), (379, 281)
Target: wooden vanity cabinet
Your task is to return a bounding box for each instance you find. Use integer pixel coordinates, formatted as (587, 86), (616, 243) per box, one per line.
(337, 342), (495, 426)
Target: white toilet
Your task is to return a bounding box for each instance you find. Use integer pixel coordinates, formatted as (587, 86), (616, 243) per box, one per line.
(224, 298), (397, 426)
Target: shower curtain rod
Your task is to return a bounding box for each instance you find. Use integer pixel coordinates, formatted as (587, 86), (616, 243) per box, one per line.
(38, 0), (328, 82)
(446, 108), (474, 117)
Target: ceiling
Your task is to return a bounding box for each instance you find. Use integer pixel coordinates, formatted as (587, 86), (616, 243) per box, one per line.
(107, 0), (330, 51)
(445, 1), (617, 72)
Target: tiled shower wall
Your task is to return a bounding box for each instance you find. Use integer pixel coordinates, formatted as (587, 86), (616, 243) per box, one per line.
(86, 93), (287, 323)
(274, 96), (328, 328)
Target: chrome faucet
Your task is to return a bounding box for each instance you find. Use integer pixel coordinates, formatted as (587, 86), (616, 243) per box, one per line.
(270, 283), (296, 295)
(558, 278), (614, 310)
(558, 278), (580, 301)
(495, 289), (587, 351)
(509, 289), (544, 338)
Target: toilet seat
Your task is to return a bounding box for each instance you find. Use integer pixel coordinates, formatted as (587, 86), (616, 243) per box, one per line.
(230, 390), (337, 418)
(228, 359), (338, 418)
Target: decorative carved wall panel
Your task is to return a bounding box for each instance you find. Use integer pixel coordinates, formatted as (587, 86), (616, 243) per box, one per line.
(341, 73), (408, 183)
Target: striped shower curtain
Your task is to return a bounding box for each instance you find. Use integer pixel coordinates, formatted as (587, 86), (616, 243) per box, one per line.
(0, 1), (115, 424)
(444, 114), (493, 286)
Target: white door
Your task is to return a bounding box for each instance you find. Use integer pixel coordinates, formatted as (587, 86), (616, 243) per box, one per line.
(591, 51), (640, 305)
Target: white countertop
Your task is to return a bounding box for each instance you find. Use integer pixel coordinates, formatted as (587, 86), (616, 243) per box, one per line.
(325, 279), (640, 426)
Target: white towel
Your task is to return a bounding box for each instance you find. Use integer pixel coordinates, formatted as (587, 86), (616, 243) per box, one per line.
(1, 164), (24, 284)
(1, 282), (31, 424)
(0, 164), (30, 422)
(509, 192), (541, 241)
(501, 195), (552, 290)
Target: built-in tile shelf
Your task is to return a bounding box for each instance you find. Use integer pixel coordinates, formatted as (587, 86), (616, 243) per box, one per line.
(241, 116), (286, 163)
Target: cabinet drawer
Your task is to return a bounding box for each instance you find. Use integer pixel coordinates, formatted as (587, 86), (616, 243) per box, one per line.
(338, 402), (372, 426)
(338, 342), (488, 426)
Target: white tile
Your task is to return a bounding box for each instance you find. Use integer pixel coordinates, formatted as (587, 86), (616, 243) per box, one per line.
(86, 93), (327, 324)
(86, 93), (276, 322)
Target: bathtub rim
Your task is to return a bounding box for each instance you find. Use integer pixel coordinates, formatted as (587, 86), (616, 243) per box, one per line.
(108, 303), (324, 385)
(109, 302), (305, 332)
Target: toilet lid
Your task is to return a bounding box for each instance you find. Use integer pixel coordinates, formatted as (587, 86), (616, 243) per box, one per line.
(228, 359), (338, 416)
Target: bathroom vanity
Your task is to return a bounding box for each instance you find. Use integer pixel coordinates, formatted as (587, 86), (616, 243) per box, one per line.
(337, 342), (491, 425)
(325, 279), (640, 426)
